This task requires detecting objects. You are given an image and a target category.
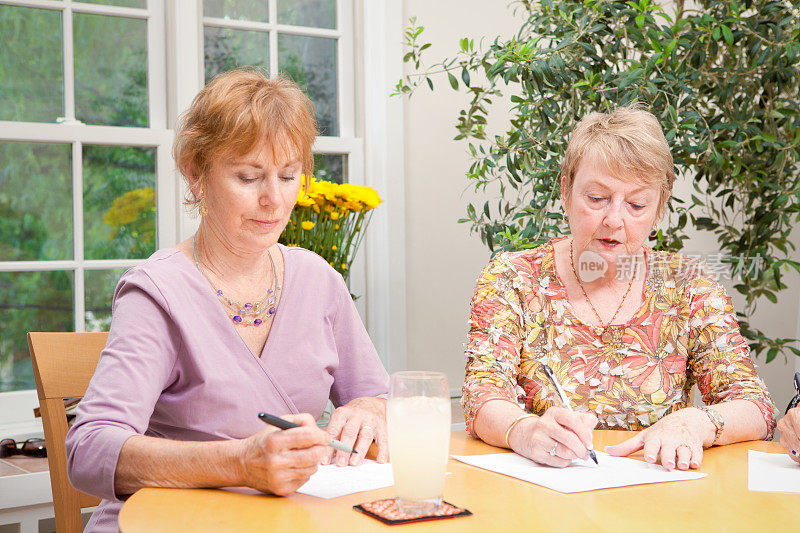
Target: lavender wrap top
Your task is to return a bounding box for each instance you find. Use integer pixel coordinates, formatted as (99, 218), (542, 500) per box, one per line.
(65, 245), (390, 532)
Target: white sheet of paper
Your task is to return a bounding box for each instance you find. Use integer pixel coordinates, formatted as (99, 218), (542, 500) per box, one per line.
(296, 459), (394, 499)
(451, 451), (706, 493)
(748, 450), (800, 493)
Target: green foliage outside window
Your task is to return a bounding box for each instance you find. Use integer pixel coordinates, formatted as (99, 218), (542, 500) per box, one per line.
(396, 0), (800, 363)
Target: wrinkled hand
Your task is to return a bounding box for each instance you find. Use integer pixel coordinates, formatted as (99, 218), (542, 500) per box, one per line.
(777, 408), (800, 464)
(605, 408), (711, 470)
(322, 397), (388, 466)
(507, 407), (597, 467)
(238, 413), (329, 495)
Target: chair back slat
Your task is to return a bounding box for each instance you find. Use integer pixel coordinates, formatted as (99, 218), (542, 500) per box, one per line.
(28, 332), (107, 533)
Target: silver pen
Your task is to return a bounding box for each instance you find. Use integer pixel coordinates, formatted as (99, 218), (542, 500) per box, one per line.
(542, 364), (598, 464)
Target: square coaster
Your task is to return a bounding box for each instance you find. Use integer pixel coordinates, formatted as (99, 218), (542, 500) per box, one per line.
(354, 498), (472, 525)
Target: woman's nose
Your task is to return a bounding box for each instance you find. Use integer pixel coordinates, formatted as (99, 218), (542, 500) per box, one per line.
(603, 201), (624, 228)
(259, 178), (281, 205)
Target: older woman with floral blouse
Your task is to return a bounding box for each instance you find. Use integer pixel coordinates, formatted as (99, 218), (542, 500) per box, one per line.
(462, 106), (775, 471)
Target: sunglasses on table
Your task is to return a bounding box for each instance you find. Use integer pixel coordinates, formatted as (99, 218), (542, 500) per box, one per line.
(0, 438), (47, 458)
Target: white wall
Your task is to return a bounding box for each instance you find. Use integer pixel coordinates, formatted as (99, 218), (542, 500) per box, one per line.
(400, 1), (800, 420)
(402, 0), (523, 394)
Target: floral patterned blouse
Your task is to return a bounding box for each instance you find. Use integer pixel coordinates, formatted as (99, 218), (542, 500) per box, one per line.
(462, 237), (775, 438)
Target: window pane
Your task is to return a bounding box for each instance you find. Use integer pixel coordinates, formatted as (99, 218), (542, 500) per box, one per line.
(74, 13), (148, 127)
(314, 154), (346, 184)
(85, 268), (125, 332)
(204, 26), (269, 83)
(0, 271), (73, 392)
(79, 0), (147, 7)
(278, 35), (338, 136)
(277, 0), (335, 29)
(203, 0), (269, 22)
(0, 5), (63, 123)
(83, 145), (157, 260)
(0, 142), (73, 261)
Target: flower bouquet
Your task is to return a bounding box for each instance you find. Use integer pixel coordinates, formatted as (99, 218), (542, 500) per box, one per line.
(280, 175), (382, 283)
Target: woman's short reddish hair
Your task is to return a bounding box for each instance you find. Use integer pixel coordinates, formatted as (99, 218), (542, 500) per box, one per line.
(173, 68), (317, 210)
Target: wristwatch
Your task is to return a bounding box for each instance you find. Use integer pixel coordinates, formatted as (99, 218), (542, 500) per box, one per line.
(698, 406), (724, 446)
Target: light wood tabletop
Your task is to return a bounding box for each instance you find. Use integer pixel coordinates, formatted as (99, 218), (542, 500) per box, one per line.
(119, 430), (799, 532)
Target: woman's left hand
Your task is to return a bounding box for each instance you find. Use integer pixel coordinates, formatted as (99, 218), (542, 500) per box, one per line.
(604, 408), (714, 470)
(321, 397), (388, 466)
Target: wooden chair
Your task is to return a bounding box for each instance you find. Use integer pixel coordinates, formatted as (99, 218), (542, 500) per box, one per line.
(28, 332), (108, 533)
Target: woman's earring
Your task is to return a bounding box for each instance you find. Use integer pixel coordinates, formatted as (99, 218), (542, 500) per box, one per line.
(649, 227), (658, 238)
(199, 188), (208, 218)
(562, 212), (569, 225)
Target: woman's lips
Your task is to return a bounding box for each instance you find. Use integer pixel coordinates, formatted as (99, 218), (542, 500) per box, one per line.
(253, 219), (280, 230)
(598, 238), (622, 248)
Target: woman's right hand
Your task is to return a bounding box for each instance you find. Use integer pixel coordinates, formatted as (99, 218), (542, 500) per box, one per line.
(507, 407), (597, 467)
(237, 414), (331, 495)
(777, 408), (800, 465)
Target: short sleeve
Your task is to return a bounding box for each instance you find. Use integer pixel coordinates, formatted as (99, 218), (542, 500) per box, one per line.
(686, 274), (776, 439)
(328, 275), (389, 406)
(65, 269), (180, 501)
(462, 254), (526, 437)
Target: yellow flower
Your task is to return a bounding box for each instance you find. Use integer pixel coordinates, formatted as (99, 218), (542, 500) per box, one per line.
(301, 221), (315, 230)
(103, 188), (155, 227)
(341, 263), (347, 269)
(331, 245), (337, 250)
(334, 224), (340, 230)
(330, 212), (340, 220)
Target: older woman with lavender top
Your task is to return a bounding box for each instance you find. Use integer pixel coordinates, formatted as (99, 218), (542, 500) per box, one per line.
(66, 69), (389, 532)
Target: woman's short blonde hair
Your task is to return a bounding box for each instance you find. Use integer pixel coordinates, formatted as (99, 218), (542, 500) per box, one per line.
(560, 106), (675, 217)
(173, 68), (317, 210)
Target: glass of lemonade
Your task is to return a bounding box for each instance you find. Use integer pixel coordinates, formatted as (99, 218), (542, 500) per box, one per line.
(387, 371), (451, 514)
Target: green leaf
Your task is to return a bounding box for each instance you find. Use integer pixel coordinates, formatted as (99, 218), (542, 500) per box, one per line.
(461, 67), (471, 87)
(766, 347), (778, 363)
(721, 25), (733, 46)
(448, 72), (459, 90)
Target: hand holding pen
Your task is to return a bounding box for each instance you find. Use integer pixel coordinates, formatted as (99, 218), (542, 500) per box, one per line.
(237, 412), (331, 496)
(542, 364), (598, 464)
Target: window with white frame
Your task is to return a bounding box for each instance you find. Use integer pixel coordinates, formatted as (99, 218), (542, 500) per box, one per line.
(0, 0), (368, 405)
(199, 0), (358, 184)
(0, 0), (174, 399)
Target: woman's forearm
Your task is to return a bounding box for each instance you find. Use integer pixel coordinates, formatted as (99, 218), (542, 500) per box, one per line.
(472, 399), (532, 448)
(114, 435), (244, 497)
(700, 399), (768, 445)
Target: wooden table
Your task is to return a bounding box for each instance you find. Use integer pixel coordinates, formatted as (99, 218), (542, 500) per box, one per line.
(119, 430), (799, 532)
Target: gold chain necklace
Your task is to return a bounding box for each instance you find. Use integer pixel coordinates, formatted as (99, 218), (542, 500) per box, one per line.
(569, 238), (635, 343)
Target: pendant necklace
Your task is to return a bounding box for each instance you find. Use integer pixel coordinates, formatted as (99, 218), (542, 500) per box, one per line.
(192, 235), (280, 327)
(569, 238), (635, 343)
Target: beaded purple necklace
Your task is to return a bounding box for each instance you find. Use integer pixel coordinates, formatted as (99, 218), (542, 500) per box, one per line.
(192, 235), (280, 327)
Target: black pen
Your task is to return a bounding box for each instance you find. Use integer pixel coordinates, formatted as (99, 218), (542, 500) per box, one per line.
(785, 372), (800, 415)
(257, 412), (357, 455)
(542, 364), (599, 464)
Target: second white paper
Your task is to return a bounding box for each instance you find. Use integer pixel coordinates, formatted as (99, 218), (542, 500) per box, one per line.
(748, 450), (800, 493)
(296, 459), (394, 499)
(451, 451), (706, 493)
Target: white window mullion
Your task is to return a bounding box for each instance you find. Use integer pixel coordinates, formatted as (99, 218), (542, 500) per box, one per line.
(148, 0), (167, 130)
(72, 140), (85, 332)
(0, 261), (78, 272)
(156, 142), (178, 248)
(268, 0), (278, 78)
(338, 0), (354, 139)
(62, 2), (76, 123)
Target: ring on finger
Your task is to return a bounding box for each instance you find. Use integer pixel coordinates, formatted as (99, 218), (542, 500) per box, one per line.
(362, 425), (374, 432)
(547, 444), (558, 456)
(676, 444), (692, 452)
